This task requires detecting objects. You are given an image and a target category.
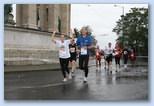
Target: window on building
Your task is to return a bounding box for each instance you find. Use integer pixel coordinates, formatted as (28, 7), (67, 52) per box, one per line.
(58, 16), (61, 33)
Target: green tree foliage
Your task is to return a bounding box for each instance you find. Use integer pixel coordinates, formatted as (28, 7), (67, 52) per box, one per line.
(113, 8), (148, 56)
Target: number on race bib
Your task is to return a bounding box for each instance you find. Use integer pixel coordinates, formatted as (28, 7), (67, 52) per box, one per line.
(81, 47), (87, 55)
(70, 47), (75, 53)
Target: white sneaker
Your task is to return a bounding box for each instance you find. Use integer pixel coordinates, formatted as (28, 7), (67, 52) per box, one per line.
(68, 73), (72, 79)
(124, 65), (127, 69)
(63, 78), (67, 82)
(83, 77), (87, 83)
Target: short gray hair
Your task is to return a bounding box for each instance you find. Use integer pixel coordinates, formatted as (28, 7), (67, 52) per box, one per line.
(80, 25), (92, 34)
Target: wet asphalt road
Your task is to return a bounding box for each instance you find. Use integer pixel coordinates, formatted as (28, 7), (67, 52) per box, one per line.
(4, 66), (148, 101)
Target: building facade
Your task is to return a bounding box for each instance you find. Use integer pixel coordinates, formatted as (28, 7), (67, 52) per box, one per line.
(4, 4), (71, 69)
(16, 4), (71, 35)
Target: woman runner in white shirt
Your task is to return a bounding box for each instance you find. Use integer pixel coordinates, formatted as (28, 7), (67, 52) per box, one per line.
(51, 31), (72, 82)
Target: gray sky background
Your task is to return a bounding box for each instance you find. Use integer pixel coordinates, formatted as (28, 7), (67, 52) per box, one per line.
(71, 4), (148, 49)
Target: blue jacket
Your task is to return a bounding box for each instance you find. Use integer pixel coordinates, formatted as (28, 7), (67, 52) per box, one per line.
(76, 35), (93, 55)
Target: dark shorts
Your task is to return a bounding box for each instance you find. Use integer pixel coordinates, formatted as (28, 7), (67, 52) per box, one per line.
(69, 53), (77, 62)
(105, 54), (112, 63)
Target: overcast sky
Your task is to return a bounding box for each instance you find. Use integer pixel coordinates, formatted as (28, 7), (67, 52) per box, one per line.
(71, 4), (148, 49)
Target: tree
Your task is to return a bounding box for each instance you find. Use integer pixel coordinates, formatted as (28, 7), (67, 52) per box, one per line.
(113, 8), (148, 56)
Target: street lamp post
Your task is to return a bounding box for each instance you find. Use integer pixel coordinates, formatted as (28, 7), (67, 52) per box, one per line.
(114, 4), (125, 48)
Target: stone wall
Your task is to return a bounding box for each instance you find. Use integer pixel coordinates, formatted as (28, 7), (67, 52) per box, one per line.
(4, 26), (60, 66)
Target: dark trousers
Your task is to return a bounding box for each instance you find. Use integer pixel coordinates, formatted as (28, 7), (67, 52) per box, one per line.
(79, 55), (89, 77)
(115, 57), (120, 68)
(115, 57), (120, 65)
(59, 58), (70, 78)
(96, 59), (101, 67)
(123, 56), (128, 64)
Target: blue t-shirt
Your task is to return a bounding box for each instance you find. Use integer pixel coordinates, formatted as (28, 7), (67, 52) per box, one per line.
(76, 35), (93, 55)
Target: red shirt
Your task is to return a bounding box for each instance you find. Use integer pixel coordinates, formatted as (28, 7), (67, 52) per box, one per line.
(95, 49), (101, 60)
(114, 48), (122, 58)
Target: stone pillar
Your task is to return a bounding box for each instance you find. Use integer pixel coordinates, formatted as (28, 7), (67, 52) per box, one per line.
(16, 4), (37, 29)
(60, 4), (71, 36)
(48, 4), (61, 32)
(39, 4), (48, 31)
(16, 5), (22, 27)
(27, 4), (37, 29)
(48, 4), (55, 32)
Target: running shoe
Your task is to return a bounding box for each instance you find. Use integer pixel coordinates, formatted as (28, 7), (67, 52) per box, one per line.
(62, 78), (67, 82)
(68, 73), (72, 79)
(83, 77), (87, 83)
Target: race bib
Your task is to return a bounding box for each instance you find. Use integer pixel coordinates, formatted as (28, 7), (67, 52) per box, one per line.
(70, 47), (75, 53)
(81, 47), (87, 55)
(124, 51), (128, 55)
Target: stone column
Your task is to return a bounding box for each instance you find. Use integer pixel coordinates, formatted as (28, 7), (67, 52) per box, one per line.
(39, 4), (48, 31)
(27, 4), (37, 29)
(16, 4), (22, 27)
(60, 4), (71, 36)
(48, 4), (55, 32)
(16, 4), (37, 29)
(48, 4), (61, 32)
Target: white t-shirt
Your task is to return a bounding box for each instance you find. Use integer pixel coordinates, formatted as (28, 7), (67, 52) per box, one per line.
(105, 47), (113, 55)
(55, 40), (70, 59)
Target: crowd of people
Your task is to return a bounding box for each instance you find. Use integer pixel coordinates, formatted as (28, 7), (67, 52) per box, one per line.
(95, 42), (136, 73)
(51, 26), (136, 83)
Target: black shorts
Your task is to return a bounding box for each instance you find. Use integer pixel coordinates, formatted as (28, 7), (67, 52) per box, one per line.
(105, 54), (112, 63)
(69, 53), (77, 62)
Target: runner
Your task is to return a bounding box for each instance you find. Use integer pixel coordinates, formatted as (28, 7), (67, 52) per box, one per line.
(129, 46), (136, 67)
(51, 31), (71, 82)
(103, 46), (108, 70)
(123, 46), (129, 69)
(69, 38), (77, 76)
(113, 43), (122, 72)
(105, 42), (113, 73)
(76, 26), (93, 83)
(95, 45), (102, 70)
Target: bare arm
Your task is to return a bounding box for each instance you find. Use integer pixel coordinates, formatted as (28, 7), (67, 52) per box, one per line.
(87, 45), (95, 49)
(51, 31), (56, 44)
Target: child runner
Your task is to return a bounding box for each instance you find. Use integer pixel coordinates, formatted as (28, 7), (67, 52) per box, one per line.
(69, 38), (77, 76)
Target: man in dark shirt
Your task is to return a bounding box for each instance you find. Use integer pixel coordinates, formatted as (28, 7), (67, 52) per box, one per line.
(123, 46), (129, 69)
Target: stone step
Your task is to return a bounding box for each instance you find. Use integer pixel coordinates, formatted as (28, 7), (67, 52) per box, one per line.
(4, 48), (59, 65)
(5, 48), (58, 58)
(5, 57), (59, 65)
